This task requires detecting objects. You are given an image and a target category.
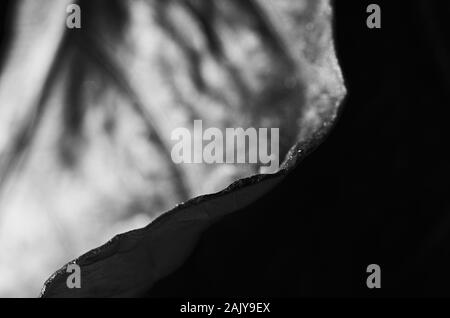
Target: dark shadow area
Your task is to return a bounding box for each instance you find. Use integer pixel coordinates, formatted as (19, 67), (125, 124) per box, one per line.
(0, 0), (13, 74)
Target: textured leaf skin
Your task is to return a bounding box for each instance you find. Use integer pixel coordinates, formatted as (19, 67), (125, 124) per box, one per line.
(0, 0), (345, 296)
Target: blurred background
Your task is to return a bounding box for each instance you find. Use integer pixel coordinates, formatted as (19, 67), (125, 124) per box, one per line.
(0, 0), (344, 296)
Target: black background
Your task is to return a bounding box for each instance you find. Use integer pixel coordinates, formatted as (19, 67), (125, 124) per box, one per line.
(148, 0), (450, 297)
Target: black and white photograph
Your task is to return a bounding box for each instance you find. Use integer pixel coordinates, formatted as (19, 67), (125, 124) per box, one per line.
(0, 0), (449, 306)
